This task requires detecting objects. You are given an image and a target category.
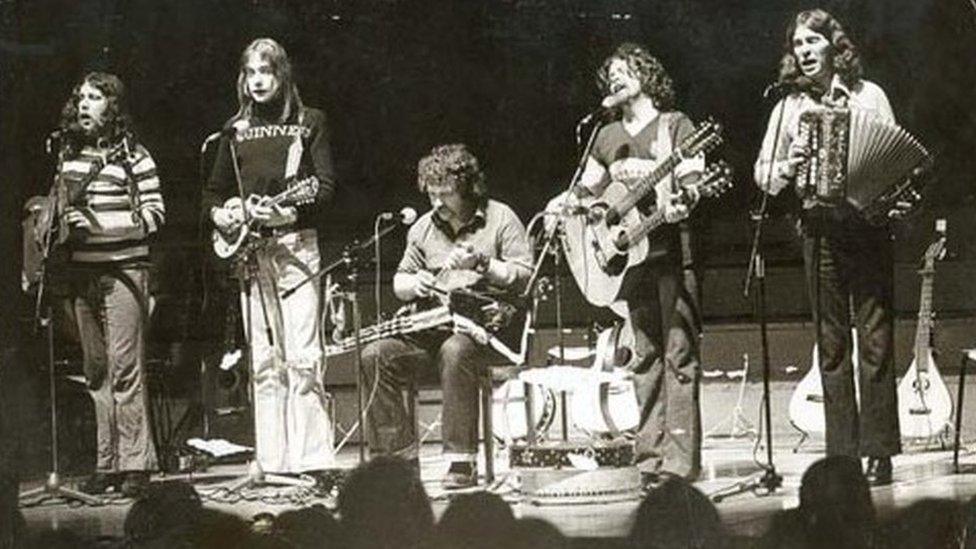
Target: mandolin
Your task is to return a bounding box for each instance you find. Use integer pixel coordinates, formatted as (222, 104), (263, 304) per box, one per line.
(897, 219), (952, 441)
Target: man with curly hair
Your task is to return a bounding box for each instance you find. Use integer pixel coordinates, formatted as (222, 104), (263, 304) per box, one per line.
(755, 9), (903, 485)
(51, 72), (165, 497)
(202, 38), (337, 477)
(570, 43), (706, 485)
(360, 143), (532, 489)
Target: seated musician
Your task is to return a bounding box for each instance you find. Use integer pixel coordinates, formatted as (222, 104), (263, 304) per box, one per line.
(360, 143), (532, 489)
(754, 9), (917, 486)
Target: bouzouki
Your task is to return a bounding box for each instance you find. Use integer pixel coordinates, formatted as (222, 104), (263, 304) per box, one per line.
(788, 327), (860, 437)
(211, 176), (319, 260)
(558, 159), (731, 312)
(897, 219), (952, 441)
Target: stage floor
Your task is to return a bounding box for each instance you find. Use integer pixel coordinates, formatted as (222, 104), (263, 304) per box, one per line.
(18, 435), (976, 543)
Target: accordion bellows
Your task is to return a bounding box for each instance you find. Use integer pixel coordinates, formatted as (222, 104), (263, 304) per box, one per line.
(797, 107), (931, 212)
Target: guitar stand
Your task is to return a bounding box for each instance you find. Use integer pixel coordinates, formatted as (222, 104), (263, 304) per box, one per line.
(706, 353), (757, 440)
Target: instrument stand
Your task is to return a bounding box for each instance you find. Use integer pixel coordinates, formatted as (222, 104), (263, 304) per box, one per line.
(706, 354), (757, 440)
(19, 307), (106, 507)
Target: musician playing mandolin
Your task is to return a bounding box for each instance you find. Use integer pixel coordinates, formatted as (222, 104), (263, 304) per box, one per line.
(201, 38), (337, 480)
(754, 9), (919, 486)
(360, 144), (532, 489)
(572, 43), (706, 486)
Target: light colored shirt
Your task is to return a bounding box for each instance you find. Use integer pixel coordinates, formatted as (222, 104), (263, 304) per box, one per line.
(754, 74), (895, 199)
(398, 198), (533, 293)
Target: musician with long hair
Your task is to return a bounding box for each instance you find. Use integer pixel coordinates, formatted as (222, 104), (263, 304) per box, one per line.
(359, 143), (532, 489)
(53, 71), (165, 496)
(201, 38), (337, 478)
(573, 43), (706, 486)
(754, 9), (903, 485)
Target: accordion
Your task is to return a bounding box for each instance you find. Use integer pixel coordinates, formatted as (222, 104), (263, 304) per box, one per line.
(796, 107), (931, 217)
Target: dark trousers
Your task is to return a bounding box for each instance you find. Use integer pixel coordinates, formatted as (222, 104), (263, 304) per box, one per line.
(623, 259), (703, 478)
(361, 331), (484, 461)
(803, 218), (901, 458)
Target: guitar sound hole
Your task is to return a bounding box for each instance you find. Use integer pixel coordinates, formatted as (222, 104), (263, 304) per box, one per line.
(912, 379), (931, 391)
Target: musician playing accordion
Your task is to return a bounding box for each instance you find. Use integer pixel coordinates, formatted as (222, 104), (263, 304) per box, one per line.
(754, 9), (919, 486)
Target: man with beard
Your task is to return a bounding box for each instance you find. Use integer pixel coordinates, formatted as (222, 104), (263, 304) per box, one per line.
(51, 72), (165, 497)
(565, 43), (705, 487)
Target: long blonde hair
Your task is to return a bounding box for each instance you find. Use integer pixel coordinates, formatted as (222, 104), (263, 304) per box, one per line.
(233, 38), (304, 124)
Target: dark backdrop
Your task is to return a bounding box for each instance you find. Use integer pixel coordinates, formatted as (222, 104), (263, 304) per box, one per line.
(2, 0), (975, 345)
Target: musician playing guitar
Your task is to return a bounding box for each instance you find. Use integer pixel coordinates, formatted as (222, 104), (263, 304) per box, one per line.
(754, 10), (922, 486)
(201, 38), (337, 481)
(360, 144), (532, 489)
(568, 43), (707, 486)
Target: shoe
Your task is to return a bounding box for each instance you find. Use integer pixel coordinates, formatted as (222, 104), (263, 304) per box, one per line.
(865, 456), (892, 487)
(78, 472), (122, 495)
(121, 471), (151, 498)
(441, 462), (477, 490)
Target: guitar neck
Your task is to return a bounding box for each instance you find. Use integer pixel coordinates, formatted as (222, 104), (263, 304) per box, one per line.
(621, 209), (666, 248)
(328, 306), (452, 354)
(610, 153), (682, 218)
(268, 178), (309, 208)
(913, 272), (935, 369)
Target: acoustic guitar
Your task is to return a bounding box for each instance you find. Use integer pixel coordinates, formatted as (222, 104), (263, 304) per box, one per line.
(897, 219), (952, 441)
(558, 158), (730, 314)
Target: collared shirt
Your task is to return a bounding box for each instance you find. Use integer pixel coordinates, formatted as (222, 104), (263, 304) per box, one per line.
(398, 198), (533, 292)
(754, 74), (895, 202)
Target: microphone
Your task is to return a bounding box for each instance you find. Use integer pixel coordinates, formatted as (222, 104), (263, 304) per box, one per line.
(579, 87), (634, 125)
(379, 206), (418, 225)
(200, 119), (251, 153)
(763, 81), (794, 99)
(600, 87), (634, 109)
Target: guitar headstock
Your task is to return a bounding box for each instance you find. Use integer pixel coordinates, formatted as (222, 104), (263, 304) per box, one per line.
(283, 176), (320, 206)
(697, 160), (733, 199)
(680, 118), (723, 158)
(921, 218), (948, 272)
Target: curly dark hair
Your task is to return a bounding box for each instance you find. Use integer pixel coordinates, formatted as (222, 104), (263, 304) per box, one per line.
(416, 143), (487, 200)
(596, 43), (676, 111)
(777, 9), (863, 92)
(58, 72), (135, 157)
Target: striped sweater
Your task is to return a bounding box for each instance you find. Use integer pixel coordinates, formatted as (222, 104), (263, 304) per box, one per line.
(59, 143), (165, 263)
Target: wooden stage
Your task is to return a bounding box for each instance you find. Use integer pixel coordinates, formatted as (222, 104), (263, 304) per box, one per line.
(18, 432), (976, 544)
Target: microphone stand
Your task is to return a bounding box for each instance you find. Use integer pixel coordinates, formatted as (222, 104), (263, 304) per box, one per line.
(19, 138), (105, 507)
(282, 222), (400, 463)
(712, 87), (788, 503)
(524, 110), (606, 442)
(221, 133), (314, 494)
